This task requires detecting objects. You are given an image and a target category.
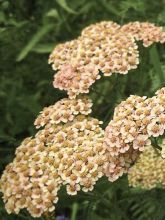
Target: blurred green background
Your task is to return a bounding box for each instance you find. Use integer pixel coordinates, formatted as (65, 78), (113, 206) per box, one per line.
(0, 0), (165, 219)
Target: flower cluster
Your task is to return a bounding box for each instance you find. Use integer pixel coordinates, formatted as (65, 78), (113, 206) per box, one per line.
(0, 137), (61, 217)
(104, 88), (165, 181)
(121, 22), (165, 47)
(53, 63), (100, 98)
(34, 97), (93, 128)
(1, 19), (165, 219)
(79, 21), (139, 76)
(49, 21), (165, 98)
(128, 145), (165, 189)
(0, 114), (106, 217)
(49, 21), (140, 98)
(34, 115), (106, 196)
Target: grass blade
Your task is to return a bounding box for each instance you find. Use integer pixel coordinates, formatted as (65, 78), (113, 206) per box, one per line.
(16, 24), (54, 61)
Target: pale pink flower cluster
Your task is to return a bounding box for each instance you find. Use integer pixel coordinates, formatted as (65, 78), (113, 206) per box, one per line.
(78, 21), (139, 76)
(49, 21), (165, 98)
(104, 88), (165, 182)
(0, 115), (107, 217)
(0, 137), (61, 217)
(34, 97), (93, 128)
(49, 39), (80, 70)
(128, 145), (165, 189)
(53, 63), (100, 98)
(121, 22), (165, 47)
(49, 21), (140, 98)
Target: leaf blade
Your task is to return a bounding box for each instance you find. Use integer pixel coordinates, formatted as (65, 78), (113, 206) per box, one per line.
(16, 24), (54, 61)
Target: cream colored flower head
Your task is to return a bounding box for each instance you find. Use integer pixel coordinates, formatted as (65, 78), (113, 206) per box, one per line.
(104, 88), (165, 181)
(128, 145), (165, 189)
(0, 137), (61, 218)
(49, 21), (142, 98)
(49, 21), (165, 98)
(0, 114), (107, 217)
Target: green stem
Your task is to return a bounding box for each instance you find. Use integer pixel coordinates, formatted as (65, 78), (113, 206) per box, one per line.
(151, 137), (162, 153)
(71, 203), (78, 220)
(149, 45), (164, 85)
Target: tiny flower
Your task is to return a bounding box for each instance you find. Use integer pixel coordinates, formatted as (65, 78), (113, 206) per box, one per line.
(147, 120), (164, 137)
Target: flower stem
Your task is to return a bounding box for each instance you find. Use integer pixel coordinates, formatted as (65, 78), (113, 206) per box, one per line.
(71, 203), (78, 220)
(151, 137), (162, 154)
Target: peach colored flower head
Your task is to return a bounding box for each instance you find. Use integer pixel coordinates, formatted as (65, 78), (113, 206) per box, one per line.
(53, 64), (77, 89)
(53, 63), (100, 98)
(49, 21), (165, 98)
(34, 96), (93, 128)
(0, 115), (106, 217)
(104, 87), (165, 181)
(121, 21), (165, 47)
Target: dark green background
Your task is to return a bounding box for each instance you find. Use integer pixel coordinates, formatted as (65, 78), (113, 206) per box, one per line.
(0, 0), (165, 219)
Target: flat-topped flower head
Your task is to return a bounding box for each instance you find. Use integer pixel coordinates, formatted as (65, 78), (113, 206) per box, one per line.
(48, 21), (142, 97)
(128, 145), (165, 189)
(49, 21), (165, 98)
(49, 21), (139, 76)
(0, 115), (107, 217)
(78, 30), (139, 76)
(34, 97), (93, 128)
(36, 115), (106, 195)
(81, 21), (120, 38)
(104, 88), (165, 181)
(121, 22), (165, 47)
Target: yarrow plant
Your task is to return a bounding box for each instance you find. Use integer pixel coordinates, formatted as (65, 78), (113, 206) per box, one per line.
(0, 20), (165, 219)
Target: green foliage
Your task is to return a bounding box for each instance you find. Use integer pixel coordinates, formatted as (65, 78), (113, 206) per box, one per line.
(0, 0), (165, 219)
